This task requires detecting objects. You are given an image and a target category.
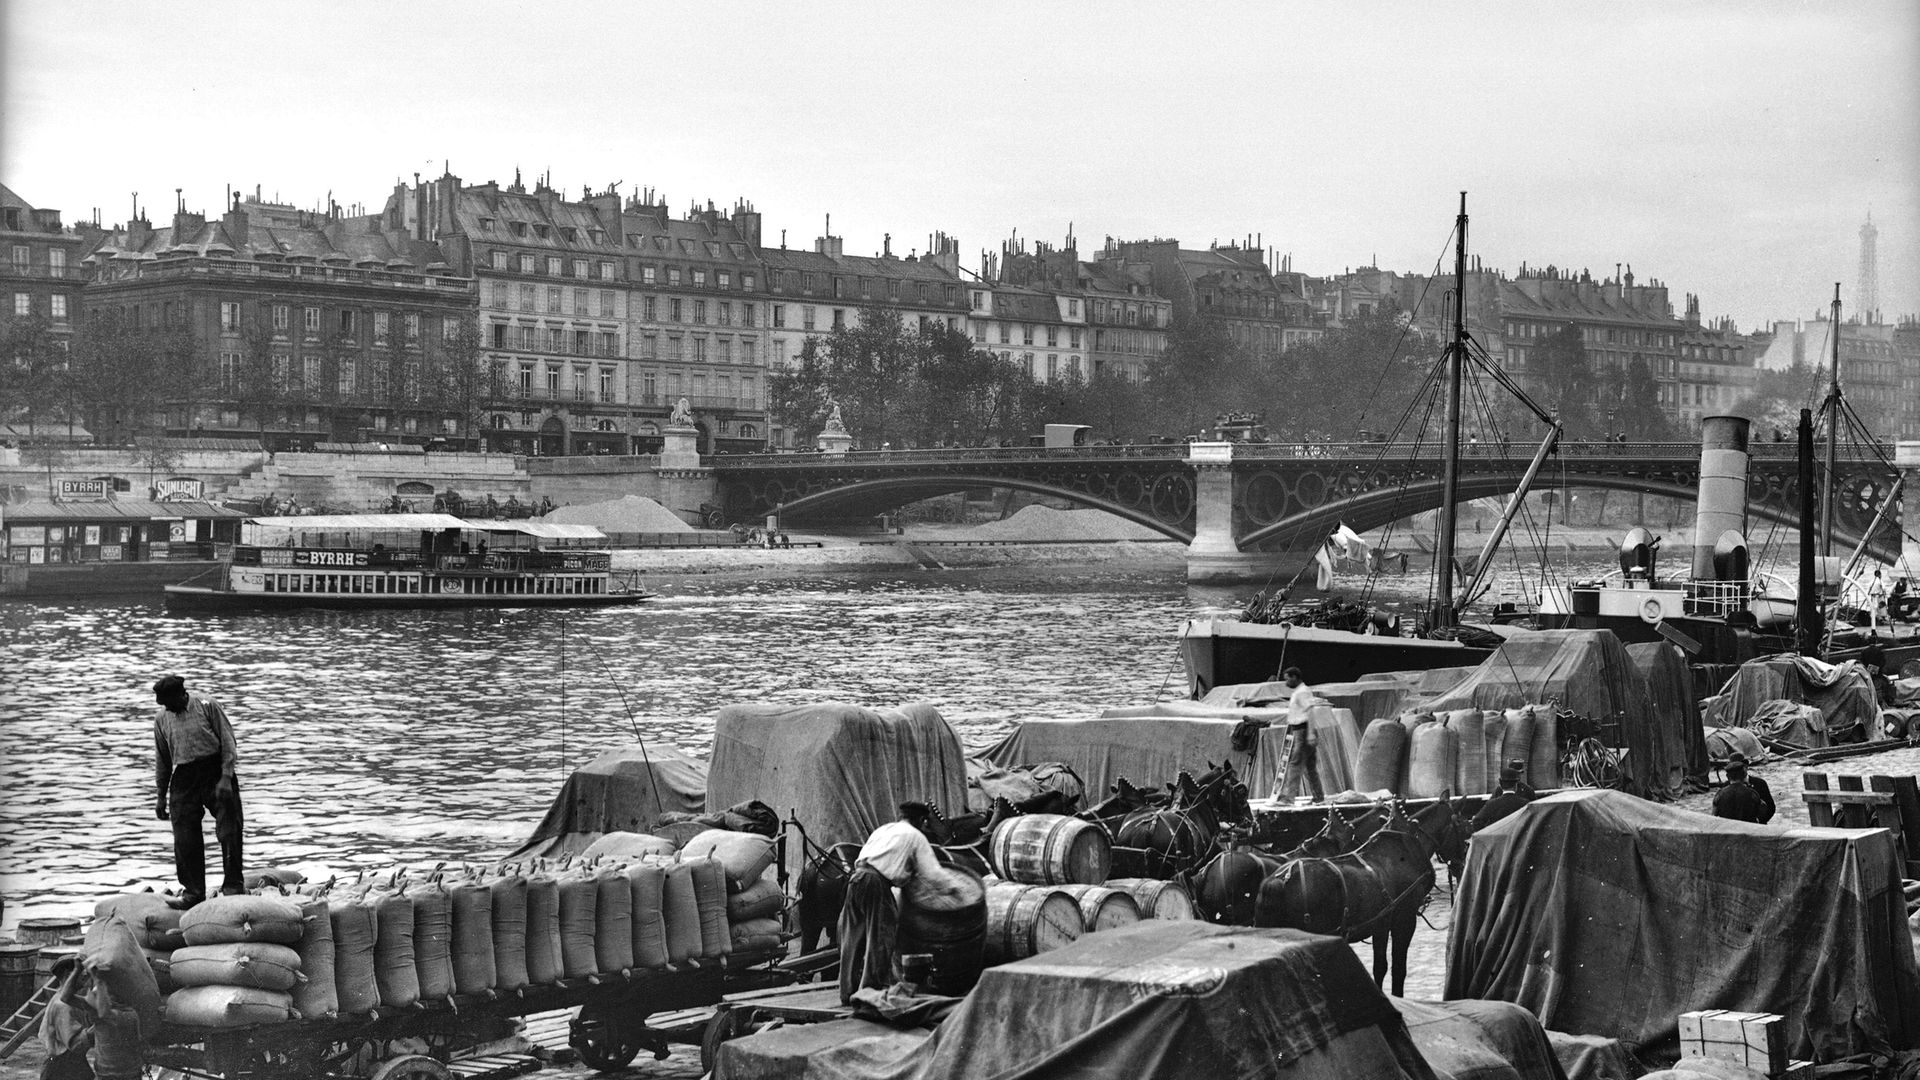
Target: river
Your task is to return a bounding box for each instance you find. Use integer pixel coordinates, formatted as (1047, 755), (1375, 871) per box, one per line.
(0, 554), (1605, 930)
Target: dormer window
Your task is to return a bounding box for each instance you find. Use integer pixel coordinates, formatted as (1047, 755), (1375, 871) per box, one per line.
(510, 222), (527, 237)
(561, 227), (577, 242)
(589, 229), (606, 244)
(534, 224), (550, 240)
(479, 217), (495, 231)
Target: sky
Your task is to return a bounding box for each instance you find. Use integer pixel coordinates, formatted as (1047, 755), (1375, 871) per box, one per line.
(4, 0), (1915, 332)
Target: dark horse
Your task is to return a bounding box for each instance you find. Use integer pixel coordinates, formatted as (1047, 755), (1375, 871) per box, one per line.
(1253, 795), (1468, 996)
(1110, 763), (1249, 879)
(1188, 801), (1392, 925)
(795, 841), (862, 954)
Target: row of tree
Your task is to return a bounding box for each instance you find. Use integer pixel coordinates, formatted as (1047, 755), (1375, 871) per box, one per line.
(765, 305), (1683, 451)
(0, 312), (502, 446)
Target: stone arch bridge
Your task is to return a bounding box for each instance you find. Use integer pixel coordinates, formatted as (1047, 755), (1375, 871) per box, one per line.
(712, 440), (1911, 582)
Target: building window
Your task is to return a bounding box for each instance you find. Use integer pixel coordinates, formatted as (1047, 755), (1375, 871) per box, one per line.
(1068, 298), (1080, 317)
(599, 330), (617, 356)
(668, 267), (683, 285)
(518, 254), (535, 273)
(599, 290), (614, 317)
(641, 335), (656, 358)
(373, 311), (390, 343)
(547, 326), (564, 352)
(546, 365), (560, 394)
(693, 269), (707, 286)
(338, 358), (355, 394)
(643, 296), (657, 321)
(447, 317), (464, 342)
(338, 310), (357, 338)
(887, 280), (899, 301)
(692, 337), (707, 360)
(219, 302), (240, 332)
(642, 266), (656, 284)
(1023, 326), (1035, 346)
(272, 304), (290, 332)
(491, 250), (508, 270)
(599, 260), (614, 280)
(517, 325), (535, 350)
(546, 257), (562, 276)
(50, 294), (67, 321)
(518, 284), (533, 310)
(718, 301), (731, 325)
(1070, 327), (1082, 348)
(743, 272), (756, 290)
(742, 303), (755, 327)
(998, 323), (1009, 344)
(217, 351), (240, 389)
(693, 300), (708, 323)
(546, 287), (561, 313)
(802, 306), (816, 331)
(574, 329), (590, 355)
(600, 367), (614, 402)
(518, 364), (534, 394)
(772, 304), (785, 328)
(571, 259), (587, 278)
(718, 270), (731, 288)
(718, 339), (732, 363)
(1046, 326), (1058, 347)
(832, 309), (845, 329)
(403, 313), (419, 342)
(643, 371), (657, 400)
(573, 288), (587, 315)
(670, 298), (683, 322)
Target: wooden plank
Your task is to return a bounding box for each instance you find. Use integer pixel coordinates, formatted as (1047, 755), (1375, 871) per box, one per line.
(1891, 776), (1920, 877)
(1869, 775), (1913, 874)
(1803, 773), (1835, 828)
(1801, 791), (1896, 807)
(1837, 774), (1868, 829)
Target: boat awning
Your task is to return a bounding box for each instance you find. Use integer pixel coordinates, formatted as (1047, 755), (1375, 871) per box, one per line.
(465, 521), (606, 540)
(246, 514), (471, 530)
(3, 499), (247, 523)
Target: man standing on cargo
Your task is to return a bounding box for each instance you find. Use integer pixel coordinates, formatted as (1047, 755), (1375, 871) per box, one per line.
(1279, 667), (1324, 803)
(152, 675), (244, 908)
(840, 801), (942, 1004)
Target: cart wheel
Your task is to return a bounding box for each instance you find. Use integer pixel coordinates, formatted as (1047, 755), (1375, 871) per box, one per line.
(368, 1055), (453, 1080)
(701, 1006), (757, 1074)
(572, 1004), (643, 1073)
(705, 509), (725, 528)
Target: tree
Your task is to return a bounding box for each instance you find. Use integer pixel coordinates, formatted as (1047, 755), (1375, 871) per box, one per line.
(435, 321), (507, 450)
(1281, 306), (1442, 442)
(0, 314), (69, 437)
(1144, 318), (1268, 439)
(1528, 324), (1599, 437)
(233, 325), (288, 445)
(132, 434), (185, 498)
(1732, 362), (1828, 442)
(1598, 353), (1674, 440)
(766, 335), (835, 445)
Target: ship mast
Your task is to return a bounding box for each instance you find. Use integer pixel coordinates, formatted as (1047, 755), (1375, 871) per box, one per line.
(1821, 283), (1842, 558)
(1433, 193), (1468, 631)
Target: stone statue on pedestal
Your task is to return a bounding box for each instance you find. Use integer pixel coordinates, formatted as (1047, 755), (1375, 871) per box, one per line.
(669, 396), (694, 427)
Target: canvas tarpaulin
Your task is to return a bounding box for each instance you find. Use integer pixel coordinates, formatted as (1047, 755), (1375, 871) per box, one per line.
(1446, 789), (1920, 1061)
(1626, 642), (1710, 794)
(983, 715), (1255, 804)
(705, 703), (968, 879)
(1423, 630), (1684, 800)
(717, 921), (1442, 1080)
(1700, 654), (1879, 741)
(1203, 677), (1422, 724)
(504, 743), (708, 861)
(1393, 998), (1570, 1080)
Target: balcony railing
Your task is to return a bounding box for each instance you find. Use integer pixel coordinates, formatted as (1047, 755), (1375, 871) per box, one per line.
(2, 263), (87, 281)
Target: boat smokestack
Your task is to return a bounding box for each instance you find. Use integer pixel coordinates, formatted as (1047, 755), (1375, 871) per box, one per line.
(1692, 415), (1750, 580)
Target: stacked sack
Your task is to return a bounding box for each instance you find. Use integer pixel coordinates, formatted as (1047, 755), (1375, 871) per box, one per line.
(166, 895), (307, 1027)
(674, 829), (784, 957)
(1349, 705), (1562, 797)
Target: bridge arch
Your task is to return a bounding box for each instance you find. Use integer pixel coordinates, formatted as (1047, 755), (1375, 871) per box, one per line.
(731, 472), (1196, 542)
(1239, 470), (1897, 562)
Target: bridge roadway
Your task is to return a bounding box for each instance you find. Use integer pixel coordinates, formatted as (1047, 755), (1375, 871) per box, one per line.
(711, 439), (1912, 583)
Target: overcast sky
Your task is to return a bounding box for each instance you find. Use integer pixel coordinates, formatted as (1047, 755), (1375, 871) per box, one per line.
(4, 0), (1914, 331)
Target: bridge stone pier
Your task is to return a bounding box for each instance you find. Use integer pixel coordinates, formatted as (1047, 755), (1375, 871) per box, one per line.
(1186, 442), (1290, 585)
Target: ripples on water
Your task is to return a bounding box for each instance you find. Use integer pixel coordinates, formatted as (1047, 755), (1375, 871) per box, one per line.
(0, 567), (1210, 925)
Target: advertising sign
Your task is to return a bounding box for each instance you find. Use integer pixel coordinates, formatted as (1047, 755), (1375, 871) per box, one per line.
(155, 478), (206, 501)
(56, 479), (110, 501)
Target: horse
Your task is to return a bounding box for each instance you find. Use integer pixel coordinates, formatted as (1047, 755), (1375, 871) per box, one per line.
(795, 841), (862, 954)
(1188, 801), (1390, 925)
(1253, 795), (1468, 996)
(1111, 762), (1249, 879)
(1076, 776), (1164, 839)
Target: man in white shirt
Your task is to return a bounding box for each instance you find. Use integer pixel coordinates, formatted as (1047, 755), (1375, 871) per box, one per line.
(839, 801), (942, 1003)
(1278, 667), (1324, 803)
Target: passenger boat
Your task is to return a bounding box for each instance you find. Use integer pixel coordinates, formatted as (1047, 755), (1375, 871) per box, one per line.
(162, 513), (651, 612)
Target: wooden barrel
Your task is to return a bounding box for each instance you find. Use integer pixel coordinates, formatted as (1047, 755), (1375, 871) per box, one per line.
(1052, 885), (1141, 933)
(0, 942), (40, 1017)
(983, 884), (1082, 963)
(17, 918), (81, 948)
(1102, 878), (1196, 921)
(989, 814), (1110, 886)
(35, 944), (80, 980)
(898, 866), (987, 996)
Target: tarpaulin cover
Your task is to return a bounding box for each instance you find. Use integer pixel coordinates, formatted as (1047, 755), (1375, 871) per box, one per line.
(983, 716), (1254, 804)
(1700, 654), (1879, 740)
(1423, 631), (1682, 800)
(1394, 997), (1570, 1080)
(1626, 642), (1710, 794)
(1203, 678), (1421, 723)
(705, 703), (968, 879)
(1744, 700), (1827, 749)
(717, 921), (1442, 1080)
(1446, 789), (1920, 1061)
(504, 744), (707, 861)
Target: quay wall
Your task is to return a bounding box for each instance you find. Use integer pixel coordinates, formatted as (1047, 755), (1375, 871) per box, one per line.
(0, 448), (716, 521)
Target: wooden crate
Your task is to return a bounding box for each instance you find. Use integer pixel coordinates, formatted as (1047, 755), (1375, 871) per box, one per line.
(1801, 772), (1920, 877)
(1678, 1009), (1787, 1076)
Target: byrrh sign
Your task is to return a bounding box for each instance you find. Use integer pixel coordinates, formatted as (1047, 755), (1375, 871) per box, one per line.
(55, 479), (111, 501)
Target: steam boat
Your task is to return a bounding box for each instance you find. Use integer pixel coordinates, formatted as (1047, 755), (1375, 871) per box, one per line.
(163, 514), (650, 612)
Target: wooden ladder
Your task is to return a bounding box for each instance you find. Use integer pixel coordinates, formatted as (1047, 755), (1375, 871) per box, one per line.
(1802, 772), (1920, 878)
(0, 977), (58, 1062)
